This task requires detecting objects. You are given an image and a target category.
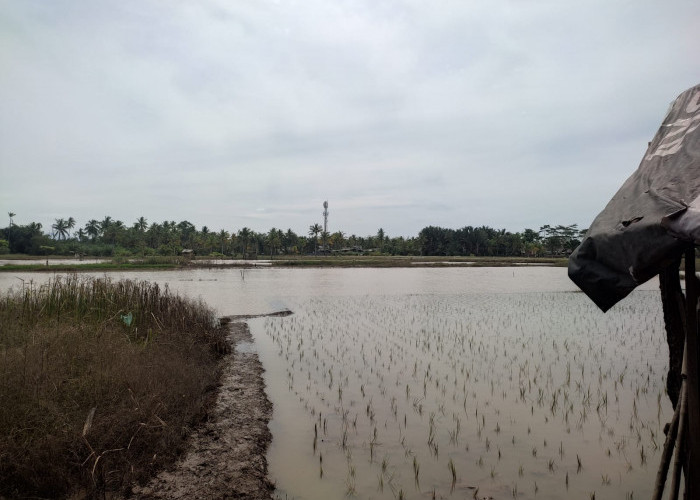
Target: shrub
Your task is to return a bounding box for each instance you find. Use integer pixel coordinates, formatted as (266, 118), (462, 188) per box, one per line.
(0, 275), (228, 498)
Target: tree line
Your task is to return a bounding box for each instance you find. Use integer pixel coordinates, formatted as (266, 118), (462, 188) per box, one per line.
(0, 213), (585, 258)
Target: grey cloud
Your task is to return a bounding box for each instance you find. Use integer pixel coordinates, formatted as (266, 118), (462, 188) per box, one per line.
(1, 0), (699, 237)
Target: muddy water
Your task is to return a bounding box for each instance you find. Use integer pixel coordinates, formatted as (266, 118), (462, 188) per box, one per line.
(253, 290), (669, 500)
(0, 267), (667, 499)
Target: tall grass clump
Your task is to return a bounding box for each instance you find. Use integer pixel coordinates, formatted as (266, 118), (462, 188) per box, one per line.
(0, 274), (229, 498)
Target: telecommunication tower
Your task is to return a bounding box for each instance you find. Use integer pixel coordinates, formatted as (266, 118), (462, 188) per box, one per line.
(323, 201), (329, 234)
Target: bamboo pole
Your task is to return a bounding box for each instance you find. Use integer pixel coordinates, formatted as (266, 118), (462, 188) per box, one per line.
(669, 375), (687, 500)
(655, 248), (699, 498)
(652, 385), (682, 500)
(683, 247), (700, 497)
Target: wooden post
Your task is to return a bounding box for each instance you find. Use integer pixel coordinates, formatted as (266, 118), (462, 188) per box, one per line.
(684, 247), (700, 495)
(660, 258), (686, 409)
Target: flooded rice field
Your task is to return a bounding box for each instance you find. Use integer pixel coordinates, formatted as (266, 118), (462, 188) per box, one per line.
(253, 290), (669, 500)
(0, 267), (668, 499)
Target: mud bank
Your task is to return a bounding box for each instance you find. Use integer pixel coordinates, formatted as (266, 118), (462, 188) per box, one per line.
(130, 320), (274, 499)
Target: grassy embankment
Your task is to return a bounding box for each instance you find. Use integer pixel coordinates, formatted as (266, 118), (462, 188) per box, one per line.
(0, 255), (186, 272)
(275, 254), (569, 267)
(0, 274), (229, 498)
(0, 254), (569, 271)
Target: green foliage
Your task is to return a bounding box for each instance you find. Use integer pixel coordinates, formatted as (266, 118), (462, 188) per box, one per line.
(1, 216), (586, 259)
(418, 224), (583, 257)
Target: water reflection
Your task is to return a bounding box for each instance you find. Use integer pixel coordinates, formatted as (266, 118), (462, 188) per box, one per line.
(0, 267), (598, 316)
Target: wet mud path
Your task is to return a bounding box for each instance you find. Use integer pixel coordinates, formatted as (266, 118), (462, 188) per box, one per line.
(131, 317), (281, 499)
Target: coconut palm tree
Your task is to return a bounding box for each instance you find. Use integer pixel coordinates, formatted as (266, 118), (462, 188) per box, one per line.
(177, 221), (196, 248)
(85, 220), (100, 242)
(146, 222), (161, 248)
(284, 228), (298, 254)
(52, 218), (69, 240)
(377, 227), (385, 252)
(66, 217), (76, 238)
(100, 216), (113, 236)
(101, 218), (123, 247)
(134, 216), (148, 232)
(238, 227), (252, 259)
(267, 228), (281, 259)
(320, 230), (330, 253)
(309, 223), (322, 255)
(229, 232), (237, 256)
(217, 229), (230, 254)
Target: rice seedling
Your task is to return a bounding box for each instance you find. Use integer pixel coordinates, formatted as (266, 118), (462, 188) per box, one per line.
(413, 456), (420, 489)
(448, 457), (457, 491)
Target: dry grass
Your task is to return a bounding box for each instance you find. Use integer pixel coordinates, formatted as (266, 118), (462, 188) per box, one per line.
(0, 274), (229, 498)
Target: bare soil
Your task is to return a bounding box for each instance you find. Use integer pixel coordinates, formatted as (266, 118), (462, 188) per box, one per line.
(129, 319), (274, 500)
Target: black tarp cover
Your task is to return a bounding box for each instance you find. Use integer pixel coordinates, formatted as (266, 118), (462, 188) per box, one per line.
(569, 83), (700, 312)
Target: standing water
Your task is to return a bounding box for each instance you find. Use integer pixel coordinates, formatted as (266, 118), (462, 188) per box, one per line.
(0, 267), (668, 499)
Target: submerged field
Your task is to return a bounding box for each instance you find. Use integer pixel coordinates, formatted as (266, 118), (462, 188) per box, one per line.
(253, 290), (670, 500)
(0, 267), (669, 498)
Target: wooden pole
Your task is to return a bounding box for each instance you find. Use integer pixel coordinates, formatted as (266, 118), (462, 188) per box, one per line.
(652, 384), (682, 499)
(684, 247), (700, 497)
(660, 258), (687, 409)
(670, 359), (688, 500)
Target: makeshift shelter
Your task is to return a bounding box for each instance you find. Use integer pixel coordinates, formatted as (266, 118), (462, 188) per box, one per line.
(569, 83), (700, 499)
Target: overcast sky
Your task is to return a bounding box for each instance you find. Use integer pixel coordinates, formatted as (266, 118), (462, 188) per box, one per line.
(1, 1), (699, 238)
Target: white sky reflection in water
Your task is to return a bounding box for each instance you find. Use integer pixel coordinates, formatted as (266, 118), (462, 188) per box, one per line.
(0, 267), (586, 315)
